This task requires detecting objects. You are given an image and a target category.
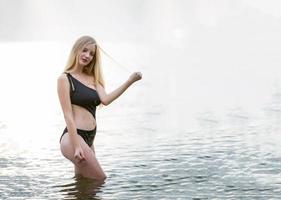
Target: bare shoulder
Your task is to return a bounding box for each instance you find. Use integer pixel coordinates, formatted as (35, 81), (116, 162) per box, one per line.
(96, 82), (106, 92)
(96, 82), (104, 89)
(57, 73), (70, 91)
(57, 73), (68, 83)
(96, 82), (101, 88)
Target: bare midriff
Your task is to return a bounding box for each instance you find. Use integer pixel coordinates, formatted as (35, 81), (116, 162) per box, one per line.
(71, 105), (97, 130)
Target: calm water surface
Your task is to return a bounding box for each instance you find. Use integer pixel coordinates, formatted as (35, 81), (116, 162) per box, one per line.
(1, 95), (281, 199)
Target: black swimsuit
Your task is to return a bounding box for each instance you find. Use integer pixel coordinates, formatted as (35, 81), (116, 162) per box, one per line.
(59, 72), (101, 147)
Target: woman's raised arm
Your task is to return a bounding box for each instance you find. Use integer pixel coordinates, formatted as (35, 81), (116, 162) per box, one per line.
(96, 72), (142, 106)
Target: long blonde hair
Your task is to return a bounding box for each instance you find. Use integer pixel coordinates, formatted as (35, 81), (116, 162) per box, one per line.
(64, 35), (105, 88)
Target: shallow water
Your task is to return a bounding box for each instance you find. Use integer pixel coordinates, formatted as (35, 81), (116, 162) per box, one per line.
(1, 94), (281, 199)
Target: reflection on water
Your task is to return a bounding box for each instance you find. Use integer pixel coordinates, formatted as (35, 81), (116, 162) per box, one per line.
(55, 175), (105, 200)
(1, 90), (281, 199)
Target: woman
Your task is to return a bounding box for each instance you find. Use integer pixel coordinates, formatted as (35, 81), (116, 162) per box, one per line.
(57, 36), (142, 180)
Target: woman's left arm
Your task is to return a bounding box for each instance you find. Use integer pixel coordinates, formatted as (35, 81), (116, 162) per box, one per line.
(96, 72), (142, 106)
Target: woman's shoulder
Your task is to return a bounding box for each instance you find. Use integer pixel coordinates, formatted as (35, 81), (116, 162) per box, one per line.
(57, 72), (69, 83)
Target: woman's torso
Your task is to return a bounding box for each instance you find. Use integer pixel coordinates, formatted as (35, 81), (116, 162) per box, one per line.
(65, 72), (101, 130)
(72, 105), (97, 130)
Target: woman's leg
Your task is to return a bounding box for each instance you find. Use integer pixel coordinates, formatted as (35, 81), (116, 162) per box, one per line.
(74, 165), (81, 175)
(60, 133), (107, 180)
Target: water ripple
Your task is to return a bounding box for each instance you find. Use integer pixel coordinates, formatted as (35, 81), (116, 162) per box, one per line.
(1, 115), (281, 199)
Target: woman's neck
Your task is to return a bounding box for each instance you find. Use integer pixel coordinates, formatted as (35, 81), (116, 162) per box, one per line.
(70, 65), (84, 74)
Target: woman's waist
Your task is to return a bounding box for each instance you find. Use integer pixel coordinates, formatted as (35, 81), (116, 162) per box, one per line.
(63, 126), (96, 133)
(72, 116), (97, 130)
(71, 105), (97, 130)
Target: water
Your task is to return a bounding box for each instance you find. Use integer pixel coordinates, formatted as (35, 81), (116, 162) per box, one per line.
(1, 88), (281, 199)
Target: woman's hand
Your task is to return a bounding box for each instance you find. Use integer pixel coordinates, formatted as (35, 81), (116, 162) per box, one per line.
(129, 72), (142, 83)
(74, 146), (86, 163)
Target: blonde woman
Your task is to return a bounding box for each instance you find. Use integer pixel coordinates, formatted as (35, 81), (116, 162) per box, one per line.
(57, 36), (142, 180)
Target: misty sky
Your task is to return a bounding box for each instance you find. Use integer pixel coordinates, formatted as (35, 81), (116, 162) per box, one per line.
(1, 0), (281, 44)
(1, 0), (281, 129)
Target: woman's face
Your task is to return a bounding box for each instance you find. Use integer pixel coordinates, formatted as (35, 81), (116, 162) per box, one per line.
(78, 43), (96, 66)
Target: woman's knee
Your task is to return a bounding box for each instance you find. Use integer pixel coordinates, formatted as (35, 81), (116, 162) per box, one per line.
(77, 156), (107, 180)
(60, 134), (106, 180)
(77, 165), (106, 180)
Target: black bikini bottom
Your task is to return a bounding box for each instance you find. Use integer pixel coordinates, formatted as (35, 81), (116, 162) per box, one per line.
(60, 127), (96, 147)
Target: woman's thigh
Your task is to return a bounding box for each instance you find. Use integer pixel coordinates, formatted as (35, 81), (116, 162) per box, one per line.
(60, 133), (106, 180)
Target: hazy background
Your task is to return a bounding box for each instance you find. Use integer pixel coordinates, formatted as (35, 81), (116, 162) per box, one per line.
(0, 0), (281, 132)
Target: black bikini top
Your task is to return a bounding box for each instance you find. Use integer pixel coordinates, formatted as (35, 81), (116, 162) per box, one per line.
(64, 72), (101, 119)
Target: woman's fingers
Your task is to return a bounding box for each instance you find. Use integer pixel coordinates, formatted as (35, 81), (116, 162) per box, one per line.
(78, 157), (85, 163)
(80, 152), (86, 161)
(136, 72), (142, 79)
(74, 149), (86, 163)
(75, 154), (85, 163)
(129, 72), (142, 82)
(74, 154), (81, 160)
